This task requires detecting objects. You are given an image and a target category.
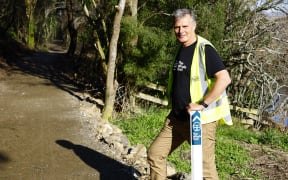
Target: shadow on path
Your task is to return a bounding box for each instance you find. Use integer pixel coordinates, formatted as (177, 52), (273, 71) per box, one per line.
(56, 140), (139, 180)
(0, 151), (10, 169)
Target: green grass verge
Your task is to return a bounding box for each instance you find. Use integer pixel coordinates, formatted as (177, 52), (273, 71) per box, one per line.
(112, 108), (287, 179)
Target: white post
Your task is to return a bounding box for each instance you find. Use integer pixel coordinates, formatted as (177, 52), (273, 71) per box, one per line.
(190, 111), (203, 180)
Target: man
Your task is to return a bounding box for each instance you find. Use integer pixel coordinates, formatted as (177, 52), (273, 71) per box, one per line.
(147, 9), (233, 180)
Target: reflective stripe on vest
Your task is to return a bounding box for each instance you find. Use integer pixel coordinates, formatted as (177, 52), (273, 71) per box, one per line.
(190, 36), (232, 125)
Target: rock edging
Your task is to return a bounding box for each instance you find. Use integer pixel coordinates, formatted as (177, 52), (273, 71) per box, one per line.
(79, 98), (190, 180)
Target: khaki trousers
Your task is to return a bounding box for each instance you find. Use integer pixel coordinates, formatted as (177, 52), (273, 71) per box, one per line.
(147, 114), (219, 180)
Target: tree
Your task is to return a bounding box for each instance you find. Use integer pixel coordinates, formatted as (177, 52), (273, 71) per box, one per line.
(0, 0), (27, 41)
(66, 0), (78, 56)
(25, 0), (37, 48)
(81, 0), (107, 74)
(102, 0), (126, 120)
(221, 0), (287, 127)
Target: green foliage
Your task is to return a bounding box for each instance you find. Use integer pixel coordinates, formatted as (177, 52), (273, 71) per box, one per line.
(121, 18), (176, 86)
(194, 1), (226, 50)
(113, 109), (287, 179)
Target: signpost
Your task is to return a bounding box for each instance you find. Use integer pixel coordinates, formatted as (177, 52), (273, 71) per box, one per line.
(190, 111), (203, 180)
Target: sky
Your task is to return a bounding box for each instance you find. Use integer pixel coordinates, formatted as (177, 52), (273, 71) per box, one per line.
(261, 0), (288, 17)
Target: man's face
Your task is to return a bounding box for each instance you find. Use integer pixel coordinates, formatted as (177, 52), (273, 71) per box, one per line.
(174, 14), (196, 47)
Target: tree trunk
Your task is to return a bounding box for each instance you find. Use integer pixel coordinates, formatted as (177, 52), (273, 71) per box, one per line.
(93, 29), (107, 75)
(127, 0), (137, 16)
(66, 0), (77, 56)
(25, 0), (37, 48)
(27, 13), (35, 48)
(102, 0), (126, 120)
(82, 2), (107, 73)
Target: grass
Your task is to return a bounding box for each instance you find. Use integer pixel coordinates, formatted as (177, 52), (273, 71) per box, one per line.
(112, 107), (288, 179)
(113, 108), (167, 146)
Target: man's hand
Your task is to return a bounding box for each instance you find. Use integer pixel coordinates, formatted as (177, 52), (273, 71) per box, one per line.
(186, 103), (205, 113)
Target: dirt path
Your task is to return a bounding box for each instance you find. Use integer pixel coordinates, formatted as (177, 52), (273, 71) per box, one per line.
(0, 50), (135, 180)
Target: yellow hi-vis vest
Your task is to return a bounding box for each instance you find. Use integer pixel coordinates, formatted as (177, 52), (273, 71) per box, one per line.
(168, 35), (233, 125)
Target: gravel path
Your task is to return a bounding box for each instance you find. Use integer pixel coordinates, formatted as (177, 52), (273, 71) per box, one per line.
(0, 51), (135, 180)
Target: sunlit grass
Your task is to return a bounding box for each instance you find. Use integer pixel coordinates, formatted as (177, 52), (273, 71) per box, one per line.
(113, 108), (287, 179)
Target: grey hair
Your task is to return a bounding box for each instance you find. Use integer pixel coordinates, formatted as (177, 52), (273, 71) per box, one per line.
(173, 9), (196, 22)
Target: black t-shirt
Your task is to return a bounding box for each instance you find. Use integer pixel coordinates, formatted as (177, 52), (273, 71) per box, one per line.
(171, 42), (226, 121)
